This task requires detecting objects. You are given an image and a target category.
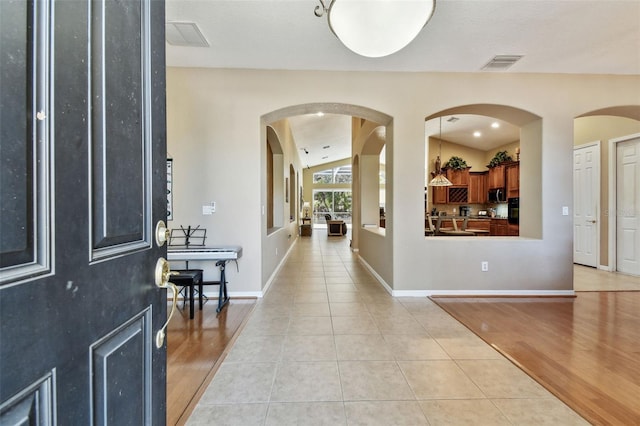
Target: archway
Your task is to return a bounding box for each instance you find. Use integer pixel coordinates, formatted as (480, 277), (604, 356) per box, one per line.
(574, 105), (640, 276)
(425, 104), (543, 239)
(261, 103), (393, 253)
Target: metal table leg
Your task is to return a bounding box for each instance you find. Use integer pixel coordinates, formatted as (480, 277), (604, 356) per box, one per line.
(216, 260), (230, 312)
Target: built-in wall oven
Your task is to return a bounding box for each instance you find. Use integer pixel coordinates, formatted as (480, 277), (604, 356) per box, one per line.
(508, 197), (519, 224)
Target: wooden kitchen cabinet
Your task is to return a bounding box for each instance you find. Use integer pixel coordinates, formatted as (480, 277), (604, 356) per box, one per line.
(490, 218), (509, 236)
(445, 168), (470, 185)
(487, 165), (505, 189)
(506, 162), (520, 198)
(465, 219), (491, 236)
(508, 223), (519, 236)
(431, 185), (468, 204)
(432, 186), (447, 204)
(468, 172), (487, 203)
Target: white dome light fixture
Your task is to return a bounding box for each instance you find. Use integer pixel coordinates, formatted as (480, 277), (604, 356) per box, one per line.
(315, 0), (436, 58)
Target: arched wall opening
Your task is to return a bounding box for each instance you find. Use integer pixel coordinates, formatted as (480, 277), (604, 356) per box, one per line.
(573, 105), (640, 275)
(261, 103), (394, 285)
(266, 125), (284, 232)
(358, 124), (387, 232)
(425, 104), (543, 239)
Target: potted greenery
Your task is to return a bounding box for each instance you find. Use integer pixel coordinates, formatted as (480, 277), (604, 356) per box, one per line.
(487, 150), (512, 168)
(444, 156), (468, 170)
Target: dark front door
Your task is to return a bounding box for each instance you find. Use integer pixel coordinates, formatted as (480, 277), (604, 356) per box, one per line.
(1, 0), (167, 424)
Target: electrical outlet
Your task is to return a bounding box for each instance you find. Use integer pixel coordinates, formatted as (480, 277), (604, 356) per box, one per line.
(481, 261), (489, 272)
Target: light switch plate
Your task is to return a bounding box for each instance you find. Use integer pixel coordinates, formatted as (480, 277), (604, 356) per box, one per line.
(562, 206), (569, 216)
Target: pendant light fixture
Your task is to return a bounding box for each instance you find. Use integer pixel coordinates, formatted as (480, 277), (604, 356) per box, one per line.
(428, 117), (452, 187)
(315, 0), (436, 58)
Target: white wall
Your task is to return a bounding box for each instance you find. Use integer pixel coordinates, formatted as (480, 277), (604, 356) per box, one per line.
(167, 68), (639, 295)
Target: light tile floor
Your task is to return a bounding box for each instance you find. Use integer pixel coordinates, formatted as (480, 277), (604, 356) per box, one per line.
(573, 264), (640, 291)
(187, 235), (589, 426)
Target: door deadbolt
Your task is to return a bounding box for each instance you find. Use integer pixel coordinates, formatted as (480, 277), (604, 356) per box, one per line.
(155, 220), (170, 247)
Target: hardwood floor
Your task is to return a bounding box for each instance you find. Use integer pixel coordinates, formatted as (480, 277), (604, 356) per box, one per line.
(166, 299), (255, 426)
(432, 292), (640, 425)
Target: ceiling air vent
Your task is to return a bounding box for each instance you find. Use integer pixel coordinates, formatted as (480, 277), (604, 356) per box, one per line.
(482, 55), (523, 71)
(166, 22), (209, 47)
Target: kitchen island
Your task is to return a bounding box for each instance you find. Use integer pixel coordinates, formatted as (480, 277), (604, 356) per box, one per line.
(426, 216), (518, 236)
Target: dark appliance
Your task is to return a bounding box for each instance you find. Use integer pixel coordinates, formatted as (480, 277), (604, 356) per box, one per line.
(459, 206), (471, 216)
(488, 188), (506, 203)
(508, 197), (519, 224)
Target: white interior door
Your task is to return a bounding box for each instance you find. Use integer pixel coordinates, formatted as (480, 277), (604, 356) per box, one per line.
(573, 143), (599, 267)
(616, 137), (640, 276)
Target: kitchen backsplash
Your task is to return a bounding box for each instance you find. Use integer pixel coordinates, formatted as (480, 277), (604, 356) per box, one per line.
(430, 203), (508, 218)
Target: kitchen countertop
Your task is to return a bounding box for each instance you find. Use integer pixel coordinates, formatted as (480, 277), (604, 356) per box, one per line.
(432, 215), (507, 220)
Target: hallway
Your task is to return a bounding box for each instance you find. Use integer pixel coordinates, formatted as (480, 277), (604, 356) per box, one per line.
(185, 234), (587, 425)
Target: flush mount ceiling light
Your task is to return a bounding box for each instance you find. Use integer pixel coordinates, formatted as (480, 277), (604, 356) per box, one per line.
(314, 0), (436, 58)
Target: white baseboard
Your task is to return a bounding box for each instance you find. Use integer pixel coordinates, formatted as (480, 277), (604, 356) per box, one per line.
(229, 291), (263, 298)
(394, 289), (576, 297)
(356, 255), (575, 298)
(598, 264), (613, 272)
(173, 290), (263, 299)
(261, 238), (298, 297)
(357, 255), (392, 295)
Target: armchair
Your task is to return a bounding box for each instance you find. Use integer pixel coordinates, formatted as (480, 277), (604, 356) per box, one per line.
(324, 214), (346, 236)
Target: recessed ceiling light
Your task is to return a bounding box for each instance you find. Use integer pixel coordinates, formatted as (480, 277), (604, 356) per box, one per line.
(317, 112), (325, 117)
(473, 131), (482, 137)
(491, 122), (500, 128)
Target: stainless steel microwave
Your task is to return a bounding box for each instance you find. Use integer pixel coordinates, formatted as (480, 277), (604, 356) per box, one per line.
(488, 188), (506, 203)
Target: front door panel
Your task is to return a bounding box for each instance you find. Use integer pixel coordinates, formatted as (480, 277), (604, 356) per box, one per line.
(0, 0), (167, 423)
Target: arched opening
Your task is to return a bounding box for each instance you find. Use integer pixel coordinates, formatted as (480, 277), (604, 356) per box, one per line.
(573, 105), (640, 276)
(358, 123), (387, 232)
(266, 126), (284, 232)
(425, 104), (542, 239)
(289, 164), (295, 222)
(262, 103), (392, 243)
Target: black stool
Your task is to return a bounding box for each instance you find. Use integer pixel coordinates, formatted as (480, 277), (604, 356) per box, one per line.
(169, 269), (203, 319)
